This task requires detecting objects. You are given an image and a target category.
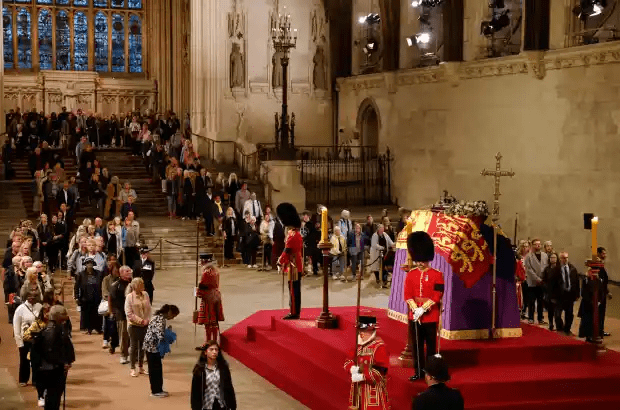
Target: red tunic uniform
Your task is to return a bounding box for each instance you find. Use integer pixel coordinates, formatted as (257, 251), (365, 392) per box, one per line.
(344, 336), (391, 410)
(515, 259), (526, 310)
(403, 267), (444, 323)
(278, 229), (304, 281)
(195, 265), (224, 326)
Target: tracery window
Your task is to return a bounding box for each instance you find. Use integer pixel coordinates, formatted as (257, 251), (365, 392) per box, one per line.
(3, 7), (13, 69)
(2, 0), (144, 73)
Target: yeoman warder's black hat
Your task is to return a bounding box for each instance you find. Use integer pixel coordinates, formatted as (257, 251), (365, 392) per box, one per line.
(200, 253), (214, 263)
(357, 315), (378, 330)
(276, 202), (302, 229)
(424, 354), (451, 382)
(407, 231), (435, 262)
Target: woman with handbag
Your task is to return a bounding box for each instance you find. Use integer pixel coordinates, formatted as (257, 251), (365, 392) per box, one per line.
(194, 254), (225, 349)
(124, 277), (151, 377)
(143, 304), (180, 398)
(191, 341), (237, 410)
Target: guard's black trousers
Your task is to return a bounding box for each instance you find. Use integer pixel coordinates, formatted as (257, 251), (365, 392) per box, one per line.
(409, 320), (437, 376)
(289, 280), (301, 316)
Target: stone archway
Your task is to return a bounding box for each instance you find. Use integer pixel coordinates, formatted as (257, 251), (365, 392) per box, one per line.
(356, 97), (381, 156)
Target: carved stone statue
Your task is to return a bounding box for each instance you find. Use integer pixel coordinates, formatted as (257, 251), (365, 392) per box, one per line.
(230, 43), (245, 88)
(313, 45), (327, 90)
(272, 50), (284, 89)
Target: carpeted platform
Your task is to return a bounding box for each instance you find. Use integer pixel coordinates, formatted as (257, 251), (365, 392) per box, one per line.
(222, 307), (620, 410)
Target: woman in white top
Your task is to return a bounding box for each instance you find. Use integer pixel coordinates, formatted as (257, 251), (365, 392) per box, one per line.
(124, 277), (152, 377)
(13, 291), (42, 386)
(259, 214), (275, 269)
(119, 182), (138, 204)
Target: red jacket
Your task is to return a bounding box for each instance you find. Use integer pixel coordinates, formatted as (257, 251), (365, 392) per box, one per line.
(403, 267), (444, 323)
(278, 229), (303, 281)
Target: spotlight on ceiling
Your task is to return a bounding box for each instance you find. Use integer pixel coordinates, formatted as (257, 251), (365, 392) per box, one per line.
(407, 32), (432, 47)
(488, 0), (505, 8)
(480, 10), (510, 37)
(358, 13), (380, 25)
(573, 0), (607, 20)
(411, 0), (444, 7)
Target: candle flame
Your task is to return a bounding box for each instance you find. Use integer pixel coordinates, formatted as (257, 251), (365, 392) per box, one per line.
(592, 217), (599, 223)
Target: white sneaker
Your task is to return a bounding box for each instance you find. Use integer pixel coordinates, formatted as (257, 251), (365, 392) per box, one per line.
(102, 340), (109, 348)
(150, 391), (169, 398)
(252, 264), (258, 268)
(339, 275), (346, 282)
(247, 265), (252, 268)
(37, 398), (45, 407)
(130, 369), (138, 377)
(120, 356), (129, 364)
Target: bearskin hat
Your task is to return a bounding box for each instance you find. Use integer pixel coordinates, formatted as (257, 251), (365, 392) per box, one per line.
(407, 231), (435, 262)
(276, 202), (302, 229)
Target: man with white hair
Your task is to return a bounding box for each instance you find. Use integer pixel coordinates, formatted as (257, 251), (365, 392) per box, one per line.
(109, 265), (132, 363)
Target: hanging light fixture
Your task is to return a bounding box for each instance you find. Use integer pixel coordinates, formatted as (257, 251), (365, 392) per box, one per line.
(480, 10), (511, 37)
(411, 0), (443, 7)
(573, 0), (607, 20)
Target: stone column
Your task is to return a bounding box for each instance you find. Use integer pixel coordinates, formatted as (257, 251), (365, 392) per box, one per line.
(190, 0), (226, 150)
(463, 0), (490, 61)
(400, 0), (421, 69)
(549, 0), (570, 50)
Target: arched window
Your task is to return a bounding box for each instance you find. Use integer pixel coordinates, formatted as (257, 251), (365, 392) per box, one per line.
(17, 8), (32, 69)
(95, 11), (108, 72)
(56, 11), (71, 70)
(111, 14), (125, 72)
(128, 14), (142, 73)
(74, 11), (88, 71)
(3, 0), (144, 72)
(3, 8), (14, 69)
(38, 9), (53, 70)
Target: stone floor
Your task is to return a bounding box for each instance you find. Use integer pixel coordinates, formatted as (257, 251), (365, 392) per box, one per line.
(1, 263), (620, 410)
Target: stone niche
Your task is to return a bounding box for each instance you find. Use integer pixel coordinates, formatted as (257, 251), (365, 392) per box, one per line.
(338, 41), (620, 282)
(3, 71), (155, 116)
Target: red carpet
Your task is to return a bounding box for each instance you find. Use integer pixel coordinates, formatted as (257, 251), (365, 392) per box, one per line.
(222, 307), (620, 410)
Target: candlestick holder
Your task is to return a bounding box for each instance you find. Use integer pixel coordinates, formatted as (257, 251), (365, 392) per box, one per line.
(316, 240), (339, 329)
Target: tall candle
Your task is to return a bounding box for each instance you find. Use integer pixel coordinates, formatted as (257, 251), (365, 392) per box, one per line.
(321, 207), (328, 243)
(591, 217), (599, 257)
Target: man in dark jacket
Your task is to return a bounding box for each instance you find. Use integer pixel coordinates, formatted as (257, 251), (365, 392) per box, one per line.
(109, 265), (132, 364)
(552, 252), (580, 335)
(132, 247), (156, 302)
(33, 305), (75, 410)
(412, 355), (464, 410)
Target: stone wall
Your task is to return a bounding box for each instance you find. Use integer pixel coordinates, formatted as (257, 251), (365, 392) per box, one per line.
(338, 41), (620, 281)
(3, 71), (155, 117)
(190, 0), (332, 152)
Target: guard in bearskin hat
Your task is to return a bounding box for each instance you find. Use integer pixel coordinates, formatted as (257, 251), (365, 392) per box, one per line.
(276, 203), (304, 320)
(404, 231), (445, 381)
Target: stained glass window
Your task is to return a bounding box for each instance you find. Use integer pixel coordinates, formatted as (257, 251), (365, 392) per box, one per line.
(111, 14), (125, 72)
(17, 8), (31, 69)
(3, 8), (13, 69)
(95, 11), (108, 71)
(38, 9), (53, 70)
(56, 10), (71, 70)
(74, 11), (88, 70)
(2, 7), (14, 68)
(3, 1), (146, 74)
(128, 14), (142, 73)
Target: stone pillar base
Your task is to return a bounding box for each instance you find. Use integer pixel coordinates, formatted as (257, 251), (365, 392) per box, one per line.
(263, 160), (306, 210)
